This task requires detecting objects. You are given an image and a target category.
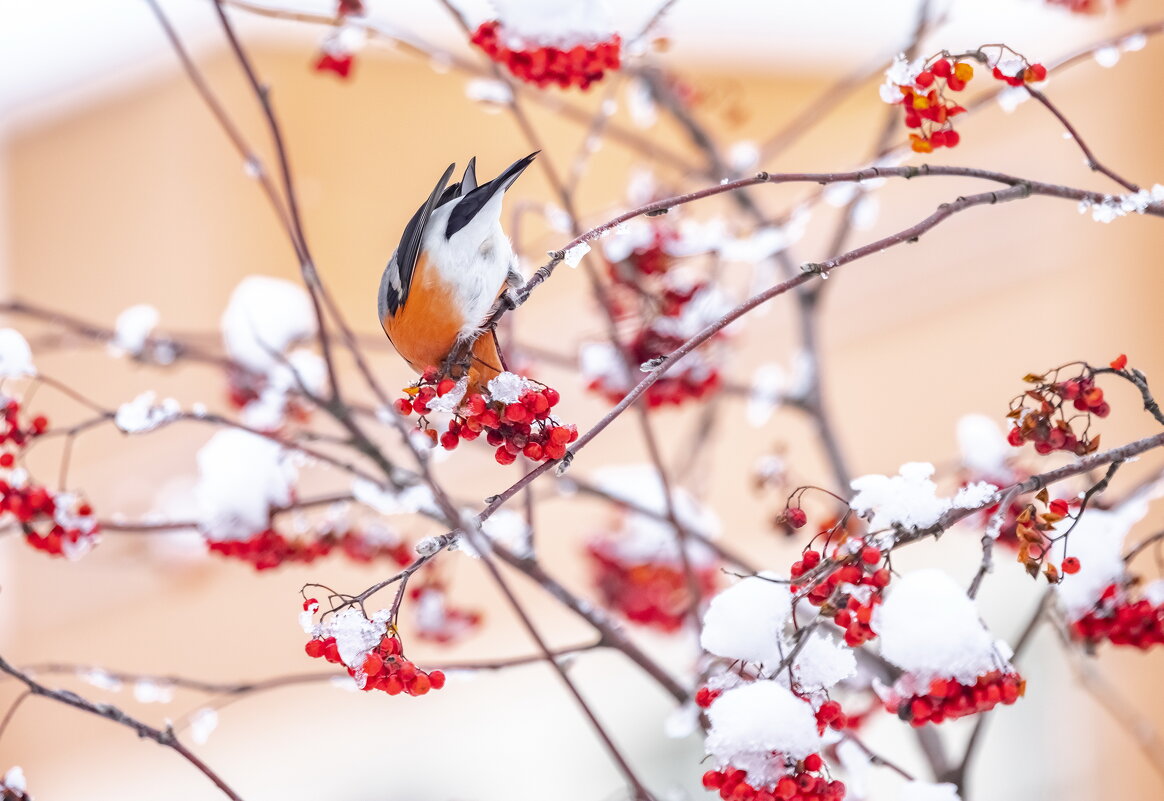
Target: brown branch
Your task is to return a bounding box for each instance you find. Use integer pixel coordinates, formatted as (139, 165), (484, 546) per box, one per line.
(1024, 86), (1139, 193)
(0, 653), (244, 801)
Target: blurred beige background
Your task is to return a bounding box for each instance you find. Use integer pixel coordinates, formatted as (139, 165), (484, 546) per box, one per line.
(1, 1), (1163, 800)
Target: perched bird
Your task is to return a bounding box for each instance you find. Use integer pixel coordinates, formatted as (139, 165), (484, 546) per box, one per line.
(379, 153), (538, 391)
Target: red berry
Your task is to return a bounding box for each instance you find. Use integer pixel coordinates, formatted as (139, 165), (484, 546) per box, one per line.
(495, 446), (517, 465)
(785, 508), (807, 529)
(803, 753), (823, 772)
(428, 670), (446, 689)
(932, 59), (952, 78)
(860, 546), (881, 565)
(1062, 557), (1081, 575)
(305, 639), (324, 658)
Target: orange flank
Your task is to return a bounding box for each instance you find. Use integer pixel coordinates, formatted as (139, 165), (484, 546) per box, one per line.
(382, 253), (505, 391)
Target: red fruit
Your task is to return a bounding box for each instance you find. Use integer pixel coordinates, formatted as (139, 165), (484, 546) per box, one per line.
(944, 130), (961, 147)
(504, 403), (528, 423)
(871, 568), (892, 588)
(495, 446), (517, 465)
(860, 546), (881, 565)
(817, 700), (842, 723)
(1110, 354), (1128, 370)
(1049, 499), (1070, 516)
(1007, 427), (1024, 447)
(428, 670), (446, 689)
(785, 508), (808, 529)
(409, 672), (432, 696)
(363, 652), (384, 675)
(523, 442), (545, 461)
(440, 431), (460, 450)
(802, 550), (821, 568)
(931, 59), (952, 78)
(305, 639), (325, 658)
(436, 378), (456, 396)
(31, 416), (48, 434)
(702, 771), (725, 790)
(803, 753), (823, 772)
(915, 70), (935, 88)
(0, 454), (13, 468)
(543, 387), (560, 406)
(303, 598), (318, 611)
(946, 76), (966, 91)
(1062, 557), (1081, 575)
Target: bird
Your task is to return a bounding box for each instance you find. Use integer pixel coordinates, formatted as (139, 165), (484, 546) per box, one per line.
(378, 152), (538, 392)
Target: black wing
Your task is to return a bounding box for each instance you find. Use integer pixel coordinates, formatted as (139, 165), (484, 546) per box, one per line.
(380, 162), (456, 318)
(445, 151), (537, 239)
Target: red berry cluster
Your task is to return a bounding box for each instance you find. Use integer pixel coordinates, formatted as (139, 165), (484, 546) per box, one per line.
(695, 686), (723, 708)
(791, 544), (890, 646)
(208, 528), (413, 571)
(701, 758), (846, 801)
(16, 487), (100, 559)
(887, 671), (1026, 726)
(607, 225), (678, 282)
(893, 58), (973, 153)
(813, 699), (851, 734)
(470, 21), (621, 90)
(1072, 584), (1164, 650)
(396, 367), (576, 466)
(1006, 367), (1109, 457)
(304, 612), (446, 697)
(587, 540), (719, 631)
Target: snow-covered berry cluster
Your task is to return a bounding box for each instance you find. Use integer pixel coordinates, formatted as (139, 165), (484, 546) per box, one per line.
(302, 602), (446, 696)
(410, 583), (483, 644)
(1071, 583), (1164, 650)
(882, 55), (973, 153)
(585, 223), (726, 408)
(877, 570), (1025, 726)
(396, 368), (576, 465)
(470, 21), (620, 90)
(587, 538), (719, 631)
(1006, 363), (1113, 457)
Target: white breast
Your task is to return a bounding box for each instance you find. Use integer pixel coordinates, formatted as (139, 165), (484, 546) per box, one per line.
(423, 194), (514, 336)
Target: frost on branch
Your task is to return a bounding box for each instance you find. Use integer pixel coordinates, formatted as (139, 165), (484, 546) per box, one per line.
(875, 569), (1024, 725)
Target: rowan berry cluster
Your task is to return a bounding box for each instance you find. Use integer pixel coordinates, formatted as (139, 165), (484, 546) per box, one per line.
(791, 543), (891, 647)
(303, 601), (446, 697)
(991, 60), (1048, 87)
(225, 368), (310, 430)
(587, 540), (719, 631)
(701, 757), (846, 801)
(208, 527), (413, 571)
(396, 368), (577, 465)
(1072, 584), (1164, 650)
(892, 57), (973, 153)
(1006, 364), (1112, 457)
(885, 671), (1026, 726)
(409, 584), (483, 644)
(590, 225), (722, 407)
(813, 699), (853, 734)
(470, 21), (621, 90)
(1009, 497), (1077, 580)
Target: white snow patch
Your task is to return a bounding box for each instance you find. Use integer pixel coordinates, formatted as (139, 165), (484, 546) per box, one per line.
(194, 430), (295, 541)
(701, 576), (791, 666)
(190, 707), (219, 745)
(0, 329), (35, 378)
(115, 391), (181, 434)
(900, 781), (962, 801)
(221, 276), (316, 374)
(1052, 499), (1149, 619)
(111, 304), (159, 356)
(706, 681), (822, 781)
(957, 414), (1010, 476)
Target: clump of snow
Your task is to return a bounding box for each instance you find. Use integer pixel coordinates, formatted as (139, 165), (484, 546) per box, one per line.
(849, 463), (949, 531)
(791, 630), (857, 691)
(728, 141), (760, 172)
(957, 414), (1010, 476)
(427, 376), (468, 414)
(1093, 46), (1121, 69)
(701, 576), (792, 666)
(900, 781), (962, 801)
(746, 363), (785, 427)
(220, 276), (316, 374)
(951, 482), (1000, 510)
(318, 606), (387, 674)
(133, 678), (175, 704)
(1052, 498), (1149, 618)
(493, 0), (617, 48)
(415, 535), (445, 557)
(240, 348), (327, 431)
(2, 766), (26, 793)
(487, 371), (542, 404)
(0, 329), (35, 378)
(115, 391), (181, 434)
(706, 681), (822, 782)
(562, 241), (591, 268)
(880, 53), (924, 103)
(875, 569), (1004, 684)
(194, 430), (295, 541)
(110, 304), (159, 356)
(189, 707), (219, 745)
